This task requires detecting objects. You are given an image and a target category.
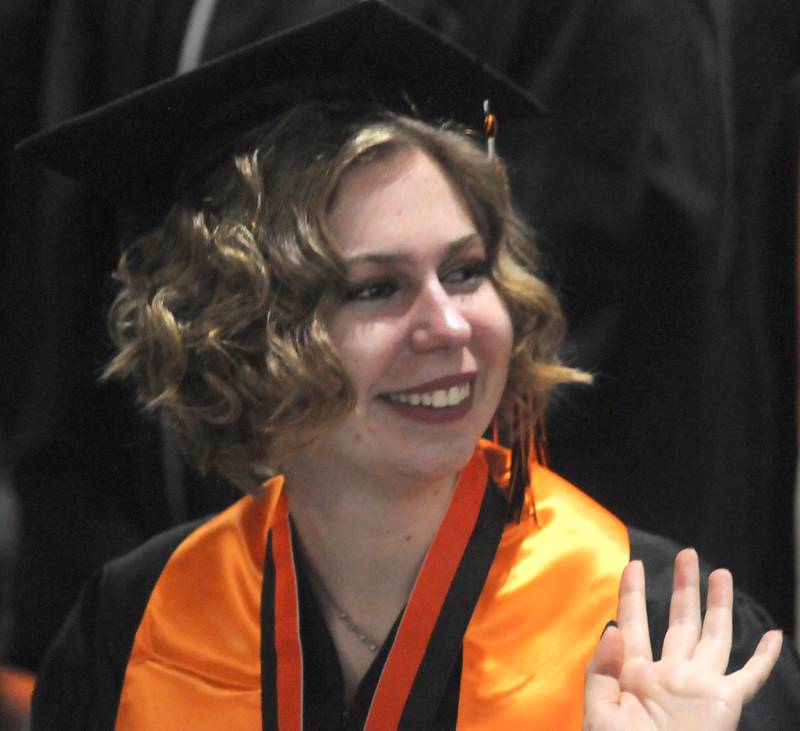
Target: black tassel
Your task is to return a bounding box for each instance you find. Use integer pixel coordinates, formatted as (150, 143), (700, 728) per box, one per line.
(506, 436), (529, 523)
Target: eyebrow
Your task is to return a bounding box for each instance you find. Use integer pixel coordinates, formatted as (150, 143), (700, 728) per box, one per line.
(342, 233), (483, 268)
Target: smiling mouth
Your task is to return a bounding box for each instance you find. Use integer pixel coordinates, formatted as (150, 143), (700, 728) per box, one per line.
(386, 382), (470, 409)
(379, 375), (475, 423)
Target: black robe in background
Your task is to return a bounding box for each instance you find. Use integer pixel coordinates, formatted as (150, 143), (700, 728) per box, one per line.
(3, 0), (236, 670)
(4, 0), (800, 671)
(498, 0), (800, 632)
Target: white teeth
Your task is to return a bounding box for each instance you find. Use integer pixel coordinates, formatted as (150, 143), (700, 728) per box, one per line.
(387, 382), (471, 409)
(447, 386), (460, 406)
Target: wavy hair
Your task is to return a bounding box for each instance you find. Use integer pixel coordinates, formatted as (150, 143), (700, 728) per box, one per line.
(105, 103), (587, 491)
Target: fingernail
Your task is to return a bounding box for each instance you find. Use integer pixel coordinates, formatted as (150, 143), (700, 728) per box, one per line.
(600, 620), (617, 639)
(759, 629), (783, 650)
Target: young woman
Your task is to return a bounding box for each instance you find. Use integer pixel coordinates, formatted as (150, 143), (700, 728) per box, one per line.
(20, 3), (798, 729)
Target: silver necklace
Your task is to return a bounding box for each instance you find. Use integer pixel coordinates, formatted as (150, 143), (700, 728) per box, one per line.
(311, 574), (380, 653)
(329, 601), (380, 653)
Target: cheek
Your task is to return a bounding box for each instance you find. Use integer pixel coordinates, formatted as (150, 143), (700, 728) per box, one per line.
(327, 317), (404, 398)
(472, 294), (514, 374)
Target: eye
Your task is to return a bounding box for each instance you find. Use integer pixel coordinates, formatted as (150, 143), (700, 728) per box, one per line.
(441, 259), (490, 287)
(343, 279), (399, 302)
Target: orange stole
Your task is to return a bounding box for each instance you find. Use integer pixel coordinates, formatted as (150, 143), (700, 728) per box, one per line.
(114, 448), (628, 730)
(114, 480), (283, 731)
(457, 462), (629, 730)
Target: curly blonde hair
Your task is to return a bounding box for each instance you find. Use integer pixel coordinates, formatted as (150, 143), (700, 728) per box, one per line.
(105, 103), (587, 491)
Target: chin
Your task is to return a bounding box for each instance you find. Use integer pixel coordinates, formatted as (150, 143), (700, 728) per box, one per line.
(396, 438), (479, 482)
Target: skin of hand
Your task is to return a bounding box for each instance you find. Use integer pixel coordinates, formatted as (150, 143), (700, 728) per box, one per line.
(583, 548), (783, 730)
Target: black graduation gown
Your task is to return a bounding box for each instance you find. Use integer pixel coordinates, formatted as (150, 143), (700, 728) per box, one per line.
(31, 457), (800, 730)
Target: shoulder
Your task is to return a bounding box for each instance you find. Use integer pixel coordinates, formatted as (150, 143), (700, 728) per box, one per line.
(628, 526), (800, 728)
(32, 494), (271, 730)
(31, 518), (210, 731)
(101, 518), (209, 620)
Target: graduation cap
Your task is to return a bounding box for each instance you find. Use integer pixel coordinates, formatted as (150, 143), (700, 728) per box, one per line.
(15, 0), (540, 213)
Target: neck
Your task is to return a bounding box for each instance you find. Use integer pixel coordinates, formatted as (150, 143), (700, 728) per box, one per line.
(282, 463), (459, 700)
(284, 463), (458, 608)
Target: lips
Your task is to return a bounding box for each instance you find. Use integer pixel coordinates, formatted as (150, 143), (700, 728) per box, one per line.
(387, 381), (470, 408)
(380, 373), (475, 423)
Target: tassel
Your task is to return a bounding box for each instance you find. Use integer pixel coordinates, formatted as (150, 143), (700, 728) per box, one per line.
(507, 396), (547, 525)
(506, 433), (529, 523)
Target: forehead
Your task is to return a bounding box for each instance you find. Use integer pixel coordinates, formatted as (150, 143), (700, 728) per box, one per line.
(327, 146), (477, 260)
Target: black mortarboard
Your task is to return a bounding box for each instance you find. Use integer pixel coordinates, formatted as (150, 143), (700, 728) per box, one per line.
(15, 0), (540, 212)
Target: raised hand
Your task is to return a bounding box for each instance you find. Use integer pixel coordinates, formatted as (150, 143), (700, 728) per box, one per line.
(583, 549), (782, 730)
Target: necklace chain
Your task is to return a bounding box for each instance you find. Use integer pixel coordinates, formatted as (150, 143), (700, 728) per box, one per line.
(330, 601), (380, 653)
(310, 572), (380, 653)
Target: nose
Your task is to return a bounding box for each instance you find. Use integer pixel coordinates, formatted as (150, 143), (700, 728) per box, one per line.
(409, 279), (471, 352)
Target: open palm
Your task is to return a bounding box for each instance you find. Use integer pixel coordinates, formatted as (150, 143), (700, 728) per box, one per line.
(583, 549), (782, 730)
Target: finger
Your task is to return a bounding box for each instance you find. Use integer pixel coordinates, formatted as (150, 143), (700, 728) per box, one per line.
(616, 560), (652, 662)
(693, 568), (733, 671)
(584, 624), (624, 712)
(661, 548), (702, 660)
(729, 630), (783, 703)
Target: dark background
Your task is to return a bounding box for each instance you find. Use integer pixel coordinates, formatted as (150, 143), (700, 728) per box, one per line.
(2, 0), (799, 671)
